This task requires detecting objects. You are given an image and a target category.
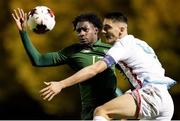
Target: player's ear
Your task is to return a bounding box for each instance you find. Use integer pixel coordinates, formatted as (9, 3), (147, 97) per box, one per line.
(94, 27), (99, 34)
(120, 26), (125, 32)
(118, 27), (124, 37)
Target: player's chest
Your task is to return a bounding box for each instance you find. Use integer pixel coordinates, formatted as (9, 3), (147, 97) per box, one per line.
(70, 49), (106, 66)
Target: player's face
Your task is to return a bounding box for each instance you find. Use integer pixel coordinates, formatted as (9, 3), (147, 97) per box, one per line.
(102, 19), (124, 44)
(75, 21), (98, 45)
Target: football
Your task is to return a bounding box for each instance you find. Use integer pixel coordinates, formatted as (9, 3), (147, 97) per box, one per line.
(27, 6), (55, 34)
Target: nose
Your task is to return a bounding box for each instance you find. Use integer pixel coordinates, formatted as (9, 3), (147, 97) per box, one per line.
(78, 29), (85, 35)
(78, 30), (85, 37)
(101, 29), (106, 34)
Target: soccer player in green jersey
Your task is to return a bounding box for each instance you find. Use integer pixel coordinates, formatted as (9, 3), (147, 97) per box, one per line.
(12, 8), (122, 120)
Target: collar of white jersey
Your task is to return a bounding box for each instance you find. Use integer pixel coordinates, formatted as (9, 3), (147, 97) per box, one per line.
(115, 34), (134, 44)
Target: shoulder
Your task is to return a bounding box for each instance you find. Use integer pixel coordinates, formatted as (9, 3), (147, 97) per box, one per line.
(61, 43), (83, 50)
(59, 43), (84, 55)
(66, 43), (83, 49)
(120, 35), (135, 45)
(115, 35), (144, 49)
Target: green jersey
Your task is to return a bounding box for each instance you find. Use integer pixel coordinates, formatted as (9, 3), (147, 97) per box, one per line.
(20, 31), (119, 119)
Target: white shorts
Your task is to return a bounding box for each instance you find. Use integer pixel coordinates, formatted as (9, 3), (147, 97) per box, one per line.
(130, 84), (174, 120)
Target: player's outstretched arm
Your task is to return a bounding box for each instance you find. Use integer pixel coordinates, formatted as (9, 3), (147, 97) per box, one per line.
(12, 8), (27, 31)
(12, 8), (62, 67)
(40, 60), (108, 101)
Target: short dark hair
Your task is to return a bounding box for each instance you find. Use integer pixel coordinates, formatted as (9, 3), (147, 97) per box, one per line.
(104, 12), (128, 24)
(72, 13), (102, 30)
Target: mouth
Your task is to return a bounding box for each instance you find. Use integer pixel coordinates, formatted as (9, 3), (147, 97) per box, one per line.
(104, 35), (115, 44)
(79, 36), (87, 40)
(80, 38), (88, 44)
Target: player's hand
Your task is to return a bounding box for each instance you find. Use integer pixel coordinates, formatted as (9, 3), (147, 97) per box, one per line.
(40, 81), (64, 101)
(12, 8), (27, 31)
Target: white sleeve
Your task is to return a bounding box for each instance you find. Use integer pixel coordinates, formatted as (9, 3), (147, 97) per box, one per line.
(106, 41), (129, 63)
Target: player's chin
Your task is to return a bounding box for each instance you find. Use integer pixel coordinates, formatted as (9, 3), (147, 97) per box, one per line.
(80, 40), (89, 45)
(106, 38), (114, 44)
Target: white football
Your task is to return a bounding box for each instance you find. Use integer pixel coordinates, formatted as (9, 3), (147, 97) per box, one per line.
(27, 6), (55, 34)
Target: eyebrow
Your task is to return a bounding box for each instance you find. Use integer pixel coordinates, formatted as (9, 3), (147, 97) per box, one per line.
(75, 27), (89, 33)
(104, 24), (111, 27)
(76, 25), (88, 30)
(103, 24), (112, 30)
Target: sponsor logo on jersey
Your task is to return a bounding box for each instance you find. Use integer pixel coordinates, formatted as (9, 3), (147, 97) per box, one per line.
(81, 49), (91, 53)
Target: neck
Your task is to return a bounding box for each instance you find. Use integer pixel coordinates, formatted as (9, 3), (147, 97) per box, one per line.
(119, 31), (128, 39)
(87, 39), (98, 46)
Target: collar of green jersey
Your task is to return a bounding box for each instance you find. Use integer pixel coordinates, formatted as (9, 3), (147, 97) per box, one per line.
(92, 39), (111, 48)
(83, 39), (102, 49)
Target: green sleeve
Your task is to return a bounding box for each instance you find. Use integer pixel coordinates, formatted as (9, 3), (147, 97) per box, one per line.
(19, 31), (67, 67)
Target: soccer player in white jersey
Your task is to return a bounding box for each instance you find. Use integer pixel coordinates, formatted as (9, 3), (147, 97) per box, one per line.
(40, 12), (176, 120)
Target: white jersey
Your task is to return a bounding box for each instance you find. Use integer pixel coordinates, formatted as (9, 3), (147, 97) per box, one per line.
(103, 35), (176, 89)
